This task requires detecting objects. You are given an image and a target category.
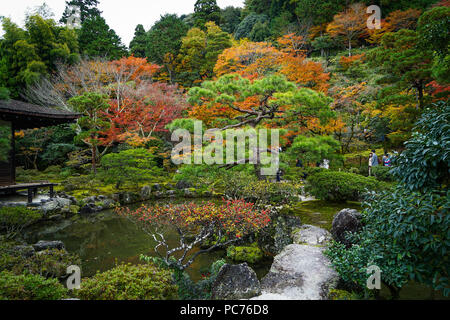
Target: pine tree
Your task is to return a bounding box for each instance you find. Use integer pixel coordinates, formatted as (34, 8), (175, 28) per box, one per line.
(78, 15), (127, 60)
(193, 0), (222, 28)
(129, 24), (147, 58)
(60, 0), (101, 24)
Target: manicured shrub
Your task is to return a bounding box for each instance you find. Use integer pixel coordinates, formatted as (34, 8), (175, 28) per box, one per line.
(371, 166), (395, 182)
(100, 148), (163, 189)
(305, 171), (382, 202)
(0, 271), (68, 300)
(76, 263), (178, 300)
(224, 176), (300, 205)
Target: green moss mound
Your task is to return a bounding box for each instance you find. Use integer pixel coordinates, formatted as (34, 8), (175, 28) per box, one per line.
(0, 270), (68, 300)
(227, 245), (264, 264)
(76, 263), (178, 300)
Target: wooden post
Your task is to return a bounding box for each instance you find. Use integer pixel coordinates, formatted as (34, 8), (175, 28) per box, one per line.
(11, 122), (15, 185)
(27, 187), (33, 204)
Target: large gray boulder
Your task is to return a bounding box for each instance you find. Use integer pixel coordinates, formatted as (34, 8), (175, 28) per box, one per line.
(252, 244), (339, 300)
(33, 240), (65, 252)
(140, 185), (152, 200)
(293, 225), (332, 246)
(41, 198), (72, 214)
(331, 209), (363, 247)
(211, 263), (261, 300)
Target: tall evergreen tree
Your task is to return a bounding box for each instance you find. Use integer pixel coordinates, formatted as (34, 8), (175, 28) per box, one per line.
(129, 24), (147, 58)
(193, 0), (222, 28)
(220, 6), (243, 34)
(60, 0), (101, 24)
(146, 14), (189, 83)
(77, 15), (127, 60)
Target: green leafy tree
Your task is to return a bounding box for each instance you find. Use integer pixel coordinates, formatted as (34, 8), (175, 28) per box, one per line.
(146, 14), (189, 83)
(234, 13), (268, 40)
(193, 0), (222, 28)
(326, 100), (450, 299)
(100, 148), (163, 189)
(77, 15), (127, 60)
(418, 6), (450, 59)
(287, 135), (341, 166)
(220, 6), (243, 34)
(60, 0), (101, 24)
(67, 92), (110, 173)
(0, 16), (79, 97)
(249, 21), (271, 42)
(417, 6), (450, 85)
(177, 22), (232, 87)
(369, 29), (434, 109)
(129, 24), (147, 58)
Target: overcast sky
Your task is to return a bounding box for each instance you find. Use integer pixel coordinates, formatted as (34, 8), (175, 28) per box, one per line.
(0, 0), (245, 47)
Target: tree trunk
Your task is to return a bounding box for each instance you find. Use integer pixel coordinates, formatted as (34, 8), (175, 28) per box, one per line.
(348, 39), (352, 57)
(91, 144), (97, 174)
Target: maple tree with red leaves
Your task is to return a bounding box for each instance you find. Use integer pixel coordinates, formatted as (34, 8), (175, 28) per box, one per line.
(100, 82), (187, 146)
(117, 199), (271, 270)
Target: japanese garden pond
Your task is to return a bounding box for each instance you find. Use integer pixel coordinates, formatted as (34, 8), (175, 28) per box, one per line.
(23, 198), (274, 281)
(22, 198), (447, 299)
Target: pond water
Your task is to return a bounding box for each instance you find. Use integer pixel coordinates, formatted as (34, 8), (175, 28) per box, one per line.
(23, 198), (273, 282)
(22, 198), (447, 299)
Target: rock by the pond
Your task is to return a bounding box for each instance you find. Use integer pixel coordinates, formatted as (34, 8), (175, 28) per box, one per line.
(183, 188), (196, 197)
(252, 244), (339, 300)
(140, 185), (152, 199)
(258, 213), (302, 256)
(40, 197), (72, 214)
(331, 208), (362, 247)
(11, 245), (35, 258)
(79, 203), (102, 215)
(211, 263), (261, 300)
(176, 180), (192, 189)
(293, 225), (332, 246)
(33, 240), (65, 252)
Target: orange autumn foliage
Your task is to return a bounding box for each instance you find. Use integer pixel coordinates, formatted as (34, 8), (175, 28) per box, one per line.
(339, 53), (366, 70)
(214, 37), (329, 92)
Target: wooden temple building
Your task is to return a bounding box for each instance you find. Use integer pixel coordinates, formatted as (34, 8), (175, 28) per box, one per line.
(0, 99), (80, 203)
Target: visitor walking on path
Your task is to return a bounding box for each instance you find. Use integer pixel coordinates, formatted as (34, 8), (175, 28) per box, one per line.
(371, 150), (379, 167)
(383, 153), (392, 167)
(369, 152), (373, 176)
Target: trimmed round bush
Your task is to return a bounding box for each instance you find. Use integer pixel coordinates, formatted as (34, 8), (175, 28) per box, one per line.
(76, 263), (178, 300)
(0, 271), (68, 300)
(305, 171), (383, 202)
(371, 166), (395, 182)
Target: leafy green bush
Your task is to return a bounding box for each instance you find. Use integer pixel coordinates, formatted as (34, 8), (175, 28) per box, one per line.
(325, 188), (449, 299)
(224, 175), (299, 205)
(0, 207), (43, 238)
(305, 171), (382, 202)
(76, 263), (178, 300)
(100, 148), (163, 189)
(371, 166), (395, 182)
(0, 271), (68, 300)
(326, 103), (450, 298)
